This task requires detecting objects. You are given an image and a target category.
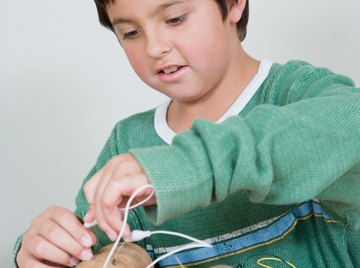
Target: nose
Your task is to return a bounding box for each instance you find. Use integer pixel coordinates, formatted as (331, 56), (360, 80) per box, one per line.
(145, 31), (172, 59)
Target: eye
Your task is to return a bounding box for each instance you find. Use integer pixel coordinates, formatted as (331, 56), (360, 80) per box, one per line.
(166, 14), (187, 26)
(123, 30), (140, 40)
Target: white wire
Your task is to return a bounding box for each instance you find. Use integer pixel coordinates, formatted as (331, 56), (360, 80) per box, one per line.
(147, 243), (211, 268)
(84, 186), (154, 228)
(149, 230), (211, 246)
(175, 256), (186, 268)
(145, 232), (212, 268)
(93, 183), (212, 268)
(102, 184), (154, 268)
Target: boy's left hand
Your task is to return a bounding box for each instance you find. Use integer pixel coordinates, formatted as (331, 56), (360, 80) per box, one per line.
(83, 154), (156, 241)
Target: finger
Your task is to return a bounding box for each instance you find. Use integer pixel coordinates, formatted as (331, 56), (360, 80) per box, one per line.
(36, 219), (93, 262)
(85, 155), (134, 217)
(23, 233), (81, 267)
(47, 206), (96, 248)
(17, 252), (60, 268)
(102, 173), (151, 211)
(88, 229), (98, 245)
(87, 154), (146, 240)
(83, 168), (105, 225)
(122, 222), (131, 239)
(92, 166), (120, 240)
(83, 204), (96, 226)
(93, 198), (119, 241)
(83, 167), (104, 205)
(98, 175), (130, 236)
(101, 174), (149, 232)
(117, 154), (144, 175)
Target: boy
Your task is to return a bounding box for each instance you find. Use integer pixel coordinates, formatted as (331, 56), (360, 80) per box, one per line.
(14, 0), (360, 267)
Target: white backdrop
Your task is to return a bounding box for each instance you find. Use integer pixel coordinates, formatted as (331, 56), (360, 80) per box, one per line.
(1, 0), (359, 266)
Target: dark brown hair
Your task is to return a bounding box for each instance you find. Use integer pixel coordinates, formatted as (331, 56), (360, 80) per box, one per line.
(94, 0), (249, 41)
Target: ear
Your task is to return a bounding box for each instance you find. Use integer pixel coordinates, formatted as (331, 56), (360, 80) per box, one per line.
(228, 0), (247, 24)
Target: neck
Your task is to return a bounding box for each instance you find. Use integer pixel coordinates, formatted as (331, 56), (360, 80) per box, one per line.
(167, 50), (260, 133)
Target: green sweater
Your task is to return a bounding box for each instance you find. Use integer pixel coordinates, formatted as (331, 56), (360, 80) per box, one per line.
(13, 60), (360, 267)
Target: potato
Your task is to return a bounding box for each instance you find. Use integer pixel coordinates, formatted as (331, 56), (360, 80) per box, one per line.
(76, 242), (152, 268)
(76, 242), (232, 268)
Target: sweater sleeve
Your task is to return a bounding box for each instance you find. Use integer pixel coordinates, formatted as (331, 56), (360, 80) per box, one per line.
(131, 62), (360, 225)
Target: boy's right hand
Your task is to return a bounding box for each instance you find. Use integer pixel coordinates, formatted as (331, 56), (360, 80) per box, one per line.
(16, 206), (97, 268)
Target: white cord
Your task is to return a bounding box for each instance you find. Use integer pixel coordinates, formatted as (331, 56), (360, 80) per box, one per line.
(87, 183), (212, 268)
(102, 184), (154, 268)
(146, 243), (212, 268)
(127, 229), (211, 246)
(175, 256), (186, 268)
(84, 186), (155, 228)
(125, 230), (212, 268)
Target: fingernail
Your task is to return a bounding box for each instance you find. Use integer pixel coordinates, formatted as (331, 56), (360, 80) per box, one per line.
(81, 234), (93, 247)
(84, 219), (97, 228)
(124, 224), (131, 237)
(107, 230), (118, 241)
(83, 211), (91, 221)
(69, 257), (80, 267)
(81, 249), (93, 261)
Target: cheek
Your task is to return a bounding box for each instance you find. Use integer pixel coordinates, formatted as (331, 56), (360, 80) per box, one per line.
(124, 49), (149, 81)
(188, 35), (228, 74)
(183, 22), (229, 67)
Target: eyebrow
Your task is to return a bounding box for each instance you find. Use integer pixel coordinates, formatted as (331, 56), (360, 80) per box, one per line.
(111, 0), (188, 26)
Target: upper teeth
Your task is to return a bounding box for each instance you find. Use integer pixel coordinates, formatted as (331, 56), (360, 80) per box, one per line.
(163, 66), (178, 74)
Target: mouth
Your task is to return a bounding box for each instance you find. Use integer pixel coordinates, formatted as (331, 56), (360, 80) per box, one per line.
(158, 65), (184, 74)
(156, 64), (187, 82)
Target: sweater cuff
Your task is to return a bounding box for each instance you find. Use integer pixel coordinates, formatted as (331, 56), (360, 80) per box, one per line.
(12, 234), (24, 268)
(130, 131), (213, 225)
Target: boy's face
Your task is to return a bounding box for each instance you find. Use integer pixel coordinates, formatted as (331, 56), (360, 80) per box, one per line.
(107, 0), (242, 103)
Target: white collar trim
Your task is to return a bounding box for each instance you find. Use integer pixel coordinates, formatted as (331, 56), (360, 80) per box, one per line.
(154, 59), (273, 144)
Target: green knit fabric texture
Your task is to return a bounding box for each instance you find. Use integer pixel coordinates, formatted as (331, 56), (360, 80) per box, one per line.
(13, 60), (360, 267)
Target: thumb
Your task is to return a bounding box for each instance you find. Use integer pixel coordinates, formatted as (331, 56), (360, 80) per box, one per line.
(83, 168), (104, 206)
(83, 169), (104, 227)
(83, 205), (96, 227)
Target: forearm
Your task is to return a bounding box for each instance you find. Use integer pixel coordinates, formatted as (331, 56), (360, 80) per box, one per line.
(132, 88), (360, 225)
